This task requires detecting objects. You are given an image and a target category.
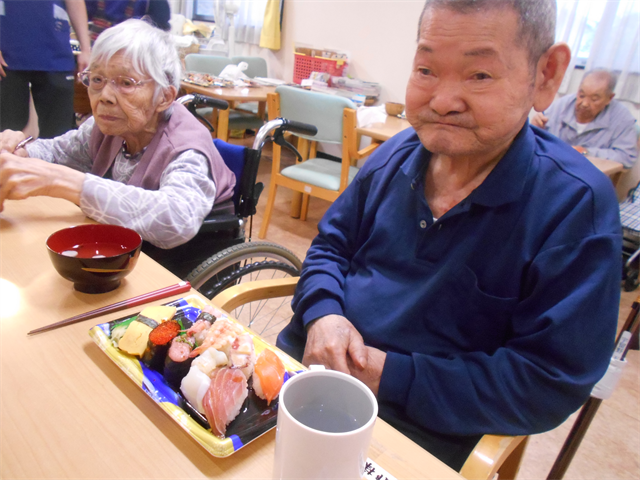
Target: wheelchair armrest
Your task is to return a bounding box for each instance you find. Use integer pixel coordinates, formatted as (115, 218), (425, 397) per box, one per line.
(198, 200), (242, 234)
(199, 214), (242, 233)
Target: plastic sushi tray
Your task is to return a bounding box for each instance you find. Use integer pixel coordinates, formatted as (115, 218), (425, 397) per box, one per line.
(89, 294), (304, 458)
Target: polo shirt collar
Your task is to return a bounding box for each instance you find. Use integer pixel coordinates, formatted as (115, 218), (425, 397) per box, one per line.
(402, 122), (534, 208)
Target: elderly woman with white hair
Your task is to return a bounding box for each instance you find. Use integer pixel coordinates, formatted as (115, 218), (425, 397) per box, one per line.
(0, 19), (235, 249)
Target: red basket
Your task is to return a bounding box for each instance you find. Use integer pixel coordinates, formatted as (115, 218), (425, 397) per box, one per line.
(293, 53), (347, 84)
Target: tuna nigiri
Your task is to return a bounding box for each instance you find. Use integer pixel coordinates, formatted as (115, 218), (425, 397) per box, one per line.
(202, 367), (248, 437)
(253, 349), (285, 405)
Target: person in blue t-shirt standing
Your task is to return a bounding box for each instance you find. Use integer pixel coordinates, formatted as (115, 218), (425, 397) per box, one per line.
(0, 0), (91, 138)
(85, 0), (171, 42)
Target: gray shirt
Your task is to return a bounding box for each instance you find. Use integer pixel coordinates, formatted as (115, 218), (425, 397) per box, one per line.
(543, 95), (638, 168)
(26, 117), (216, 249)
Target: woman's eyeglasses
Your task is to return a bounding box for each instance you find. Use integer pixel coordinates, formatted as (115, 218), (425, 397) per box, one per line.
(78, 71), (153, 95)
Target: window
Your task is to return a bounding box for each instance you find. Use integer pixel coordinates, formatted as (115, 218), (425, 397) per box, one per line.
(193, 0), (215, 22)
(556, 0), (640, 70)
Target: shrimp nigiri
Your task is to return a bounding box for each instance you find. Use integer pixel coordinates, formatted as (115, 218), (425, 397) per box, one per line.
(253, 349), (285, 405)
(189, 318), (244, 357)
(228, 334), (256, 379)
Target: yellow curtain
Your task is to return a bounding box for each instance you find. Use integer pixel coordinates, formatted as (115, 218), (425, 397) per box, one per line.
(260, 0), (282, 50)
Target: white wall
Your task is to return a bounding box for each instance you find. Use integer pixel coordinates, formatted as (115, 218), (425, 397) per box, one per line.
(256, 0), (425, 105)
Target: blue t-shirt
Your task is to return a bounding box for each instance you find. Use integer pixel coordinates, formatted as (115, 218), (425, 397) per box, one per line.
(0, 0), (75, 71)
(85, 0), (171, 31)
(277, 123), (621, 439)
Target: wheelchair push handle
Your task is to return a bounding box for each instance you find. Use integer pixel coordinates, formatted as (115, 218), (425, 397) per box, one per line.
(177, 93), (229, 111)
(281, 119), (318, 137)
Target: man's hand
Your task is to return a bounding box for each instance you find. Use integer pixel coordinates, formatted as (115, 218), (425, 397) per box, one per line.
(530, 112), (549, 128)
(302, 314), (368, 374)
(0, 153), (84, 212)
(0, 51), (7, 79)
(347, 346), (386, 397)
(573, 145), (588, 155)
(0, 130), (28, 155)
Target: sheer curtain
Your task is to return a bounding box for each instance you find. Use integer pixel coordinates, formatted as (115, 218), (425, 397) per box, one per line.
(557, 0), (640, 102)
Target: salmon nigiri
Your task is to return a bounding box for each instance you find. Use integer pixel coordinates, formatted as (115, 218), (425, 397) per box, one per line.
(202, 367), (248, 437)
(253, 349), (285, 405)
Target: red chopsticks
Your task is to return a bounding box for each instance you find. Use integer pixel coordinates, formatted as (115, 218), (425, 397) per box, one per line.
(27, 281), (192, 336)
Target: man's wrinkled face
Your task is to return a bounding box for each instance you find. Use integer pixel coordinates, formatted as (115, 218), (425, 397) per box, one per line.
(405, 7), (536, 160)
(575, 75), (614, 124)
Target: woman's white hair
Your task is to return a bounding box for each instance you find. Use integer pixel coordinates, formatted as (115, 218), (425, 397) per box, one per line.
(90, 19), (182, 118)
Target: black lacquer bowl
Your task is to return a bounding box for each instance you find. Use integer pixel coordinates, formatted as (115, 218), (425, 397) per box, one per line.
(46, 224), (142, 293)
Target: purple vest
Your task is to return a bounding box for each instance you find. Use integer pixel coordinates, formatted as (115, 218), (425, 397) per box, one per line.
(89, 102), (235, 204)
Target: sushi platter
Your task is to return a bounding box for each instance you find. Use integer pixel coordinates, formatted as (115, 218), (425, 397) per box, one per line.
(182, 72), (261, 88)
(89, 295), (304, 458)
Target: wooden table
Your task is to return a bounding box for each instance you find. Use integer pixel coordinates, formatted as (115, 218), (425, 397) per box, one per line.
(0, 196), (462, 480)
(180, 82), (275, 141)
(357, 116), (625, 185)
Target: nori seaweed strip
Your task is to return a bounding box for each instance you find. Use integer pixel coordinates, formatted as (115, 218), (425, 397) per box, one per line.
(136, 315), (159, 329)
(142, 321), (181, 370)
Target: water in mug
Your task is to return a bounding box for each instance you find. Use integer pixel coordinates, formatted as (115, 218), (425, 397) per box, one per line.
(290, 402), (362, 433)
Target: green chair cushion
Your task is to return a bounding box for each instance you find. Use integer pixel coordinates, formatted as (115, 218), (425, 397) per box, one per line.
(281, 158), (359, 191)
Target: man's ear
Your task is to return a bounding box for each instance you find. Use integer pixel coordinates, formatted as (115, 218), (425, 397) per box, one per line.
(532, 43), (571, 112)
(156, 86), (178, 113)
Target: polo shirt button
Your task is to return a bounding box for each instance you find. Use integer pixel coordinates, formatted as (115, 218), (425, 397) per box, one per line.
(420, 220), (427, 229)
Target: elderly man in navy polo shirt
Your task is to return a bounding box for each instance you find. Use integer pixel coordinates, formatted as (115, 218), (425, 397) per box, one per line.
(532, 69), (638, 168)
(276, 0), (622, 471)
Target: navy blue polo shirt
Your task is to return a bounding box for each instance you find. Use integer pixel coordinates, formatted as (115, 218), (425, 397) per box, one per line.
(277, 122), (621, 438)
(0, 0), (75, 71)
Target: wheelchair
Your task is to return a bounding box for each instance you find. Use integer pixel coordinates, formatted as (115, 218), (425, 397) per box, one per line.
(620, 180), (640, 291)
(142, 94), (317, 330)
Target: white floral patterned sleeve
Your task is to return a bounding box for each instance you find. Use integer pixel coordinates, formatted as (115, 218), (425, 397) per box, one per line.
(26, 118), (217, 249)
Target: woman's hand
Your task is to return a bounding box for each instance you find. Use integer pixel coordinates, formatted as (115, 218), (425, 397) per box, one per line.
(0, 130), (28, 155)
(0, 153), (84, 212)
(302, 314), (368, 374)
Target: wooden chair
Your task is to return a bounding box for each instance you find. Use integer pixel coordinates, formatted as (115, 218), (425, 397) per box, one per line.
(230, 55), (268, 79)
(258, 86), (377, 239)
(230, 56), (268, 117)
(213, 277), (530, 480)
(184, 53), (233, 75)
(184, 54), (265, 139)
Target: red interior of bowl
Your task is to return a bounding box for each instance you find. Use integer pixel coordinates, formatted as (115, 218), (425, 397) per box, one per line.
(46, 225), (142, 259)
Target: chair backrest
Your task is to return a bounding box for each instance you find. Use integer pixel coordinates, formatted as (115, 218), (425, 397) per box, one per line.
(275, 85), (357, 144)
(230, 56), (268, 79)
(185, 54), (233, 76)
(213, 139), (246, 210)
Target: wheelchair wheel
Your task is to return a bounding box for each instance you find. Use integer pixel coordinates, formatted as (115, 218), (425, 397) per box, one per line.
(185, 241), (302, 344)
(624, 268), (640, 292)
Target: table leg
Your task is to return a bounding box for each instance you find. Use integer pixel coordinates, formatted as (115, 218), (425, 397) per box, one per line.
(217, 108), (229, 142)
(290, 193), (303, 218)
(610, 171), (622, 187)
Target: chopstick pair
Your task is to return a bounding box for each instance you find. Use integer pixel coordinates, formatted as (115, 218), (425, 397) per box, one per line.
(27, 281), (192, 336)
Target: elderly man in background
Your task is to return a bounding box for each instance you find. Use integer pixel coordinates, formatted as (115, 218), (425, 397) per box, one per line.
(0, 19), (234, 250)
(277, 0), (622, 471)
(532, 69), (638, 167)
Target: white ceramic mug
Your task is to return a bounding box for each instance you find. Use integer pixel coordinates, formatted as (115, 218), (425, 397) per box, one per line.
(272, 366), (378, 480)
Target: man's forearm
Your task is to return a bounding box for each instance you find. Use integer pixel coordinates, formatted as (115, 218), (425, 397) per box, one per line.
(587, 146), (637, 168)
